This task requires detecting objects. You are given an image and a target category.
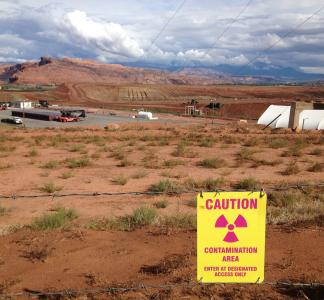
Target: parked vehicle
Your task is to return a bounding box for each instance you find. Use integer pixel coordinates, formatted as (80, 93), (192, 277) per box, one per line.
(0, 106), (7, 110)
(1, 117), (23, 124)
(56, 116), (79, 122)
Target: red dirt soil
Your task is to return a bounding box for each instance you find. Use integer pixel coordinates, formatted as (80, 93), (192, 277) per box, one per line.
(0, 226), (323, 299)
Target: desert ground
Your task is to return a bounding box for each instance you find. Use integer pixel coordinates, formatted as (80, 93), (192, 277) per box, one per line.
(0, 120), (323, 299)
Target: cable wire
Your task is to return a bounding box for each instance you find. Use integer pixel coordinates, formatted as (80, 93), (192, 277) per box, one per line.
(206, 0), (253, 55)
(239, 4), (324, 71)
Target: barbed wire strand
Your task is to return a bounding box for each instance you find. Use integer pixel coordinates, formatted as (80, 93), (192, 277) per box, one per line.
(0, 182), (323, 200)
(0, 280), (323, 298)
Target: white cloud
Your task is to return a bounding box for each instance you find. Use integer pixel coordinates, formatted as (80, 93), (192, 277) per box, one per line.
(0, 0), (324, 73)
(62, 10), (144, 59)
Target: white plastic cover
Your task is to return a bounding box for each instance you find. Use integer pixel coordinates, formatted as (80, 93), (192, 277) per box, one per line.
(275, 106), (291, 128)
(318, 119), (324, 130)
(298, 110), (324, 130)
(257, 105), (291, 128)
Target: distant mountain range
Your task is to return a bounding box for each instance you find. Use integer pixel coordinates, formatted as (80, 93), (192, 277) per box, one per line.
(1, 57), (324, 85)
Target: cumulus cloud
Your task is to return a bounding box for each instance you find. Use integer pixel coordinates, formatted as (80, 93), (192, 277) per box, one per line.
(62, 10), (144, 59)
(0, 0), (324, 73)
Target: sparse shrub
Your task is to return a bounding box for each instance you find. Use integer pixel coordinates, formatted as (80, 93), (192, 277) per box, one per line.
(236, 148), (257, 163)
(21, 247), (52, 262)
(153, 200), (169, 209)
(111, 175), (128, 185)
(163, 159), (185, 168)
(233, 177), (261, 190)
(282, 164), (300, 175)
(282, 144), (304, 157)
(131, 170), (148, 179)
(42, 160), (59, 169)
(172, 142), (197, 158)
(30, 207), (77, 230)
(0, 163), (12, 170)
(68, 144), (87, 153)
(160, 214), (196, 230)
(184, 177), (226, 191)
(308, 163), (323, 173)
(148, 179), (183, 193)
(117, 158), (133, 167)
(198, 158), (225, 169)
(309, 148), (322, 156)
(0, 206), (9, 216)
(243, 138), (260, 147)
(198, 138), (215, 148)
(221, 135), (239, 144)
(65, 157), (91, 168)
(59, 172), (74, 179)
(40, 182), (62, 193)
(26, 149), (38, 157)
(268, 138), (289, 149)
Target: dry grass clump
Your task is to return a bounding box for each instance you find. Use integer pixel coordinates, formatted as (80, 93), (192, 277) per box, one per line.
(65, 156), (92, 168)
(30, 207), (77, 230)
(172, 142), (198, 158)
(142, 150), (160, 169)
(87, 207), (196, 232)
(281, 164), (301, 175)
(131, 170), (148, 179)
(267, 138), (289, 149)
(148, 179), (183, 193)
(40, 182), (62, 193)
(307, 163), (323, 173)
(163, 159), (185, 168)
(153, 200), (169, 209)
(41, 160), (60, 169)
(0, 163), (12, 170)
(221, 135), (240, 144)
(87, 206), (158, 232)
(0, 206), (10, 216)
(59, 172), (74, 179)
(267, 190), (324, 225)
(235, 148), (257, 163)
(26, 148), (39, 157)
(233, 177), (261, 190)
(111, 175), (128, 186)
(198, 137), (216, 148)
(309, 148), (322, 156)
(184, 177), (226, 191)
(198, 158), (226, 169)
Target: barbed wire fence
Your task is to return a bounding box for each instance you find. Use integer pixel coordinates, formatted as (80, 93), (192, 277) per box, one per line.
(0, 182), (324, 200)
(0, 280), (323, 299)
(0, 182), (323, 298)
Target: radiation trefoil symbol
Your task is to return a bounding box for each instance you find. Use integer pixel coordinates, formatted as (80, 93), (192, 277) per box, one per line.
(215, 215), (247, 243)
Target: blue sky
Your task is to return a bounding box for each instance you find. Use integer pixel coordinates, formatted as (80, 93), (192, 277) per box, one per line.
(1, 0), (324, 73)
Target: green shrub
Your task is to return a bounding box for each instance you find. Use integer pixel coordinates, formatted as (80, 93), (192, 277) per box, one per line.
(148, 179), (183, 193)
(131, 170), (148, 179)
(59, 172), (74, 179)
(184, 177), (226, 191)
(30, 207), (77, 230)
(163, 159), (185, 168)
(40, 182), (62, 193)
(198, 158), (225, 169)
(111, 175), (128, 185)
(161, 214), (196, 230)
(26, 149), (39, 157)
(233, 177), (261, 190)
(42, 160), (59, 169)
(65, 157), (91, 168)
(153, 200), (169, 209)
(172, 142), (197, 158)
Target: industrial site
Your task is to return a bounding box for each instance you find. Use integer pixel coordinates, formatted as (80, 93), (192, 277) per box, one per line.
(1, 0), (324, 299)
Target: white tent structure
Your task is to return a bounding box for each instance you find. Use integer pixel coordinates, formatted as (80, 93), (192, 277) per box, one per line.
(257, 105), (291, 128)
(258, 104), (324, 130)
(298, 110), (324, 130)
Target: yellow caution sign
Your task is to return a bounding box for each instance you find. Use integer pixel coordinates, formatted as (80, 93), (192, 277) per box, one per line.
(197, 191), (267, 283)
